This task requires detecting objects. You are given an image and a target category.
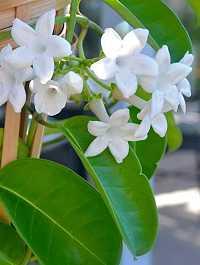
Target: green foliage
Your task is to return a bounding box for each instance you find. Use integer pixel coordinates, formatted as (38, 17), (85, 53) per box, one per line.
(0, 222), (27, 265)
(61, 116), (158, 257)
(130, 107), (167, 179)
(166, 112), (183, 152)
(103, 0), (192, 60)
(0, 159), (122, 265)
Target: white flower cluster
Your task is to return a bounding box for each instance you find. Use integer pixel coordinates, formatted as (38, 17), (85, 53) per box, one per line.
(0, 10), (83, 115)
(86, 28), (193, 163)
(0, 10), (193, 164)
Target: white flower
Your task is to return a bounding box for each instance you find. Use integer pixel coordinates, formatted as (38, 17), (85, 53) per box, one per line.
(85, 108), (147, 163)
(30, 72), (83, 116)
(91, 28), (158, 98)
(177, 52), (194, 113)
(139, 45), (192, 117)
(59, 71), (83, 98)
(30, 79), (67, 116)
(8, 10), (72, 84)
(135, 103), (167, 138)
(0, 45), (33, 112)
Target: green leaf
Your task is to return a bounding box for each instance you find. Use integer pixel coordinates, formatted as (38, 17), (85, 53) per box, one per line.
(166, 112), (183, 152)
(103, 0), (192, 60)
(0, 222), (27, 265)
(61, 116), (158, 257)
(0, 159), (122, 265)
(130, 107), (167, 179)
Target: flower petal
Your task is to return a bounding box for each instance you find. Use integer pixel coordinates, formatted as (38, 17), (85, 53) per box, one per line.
(133, 28), (149, 51)
(91, 58), (117, 80)
(129, 54), (158, 76)
(6, 47), (34, 68)
(36, 9), (56, 37)
(59, 71), (83, 97)
(121, 29), (148, 55)
(179, 93), (186, 113)
(164, 86), (179, 111)
(156, 45), (171, 72)
(110, 108), (130, 126)
(101, 28), (122, 58)
(11, 18), (36, 47)
(33, 54), (54, 84)
(85, 136), (109, 157)
(139, 76), (157, 93)
(0, 72), (9, 106)
(180, 52), (194, 66)
(151, 90), (164, 117)
(0, 45), (12, 65)
(8, 84), (26, 113)
(177, 78), (191, 97)
(89, 99), (109, 122)
(47, 35), (72, 58)
(33, 85), (67, 116)
(121, 123), (144, 141)
(167, 63), (192, 85)
(152, 114), (167, 137)
(115, 68), (137, 98)
(135, 116), (151, 138)
(88, 121), (108, 137)
(109, 139), (129, 163)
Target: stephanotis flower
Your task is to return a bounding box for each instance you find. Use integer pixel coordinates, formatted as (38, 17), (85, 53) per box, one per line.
(91, 28), (158, 98)
(8, 9), (72, 84)
(85, 108), (147, 163)
(135, 103), (168, 138)
(177, 52), (194, 113)
(30, 71), (83, 116)
(0, 45), (33, 112)
(139, 45), (193, 117)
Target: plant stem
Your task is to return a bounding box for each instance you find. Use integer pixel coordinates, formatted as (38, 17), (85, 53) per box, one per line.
(66, 0), (80, 43)
(85, 68), (112, 91)
(21, 248), (32, 265)
(56, 15), (103, 36)
(77, 27), (88, 59)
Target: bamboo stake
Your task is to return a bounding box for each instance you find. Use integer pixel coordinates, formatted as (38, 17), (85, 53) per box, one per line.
(30, 118), (46, 158)
(1, 103), (21, 167)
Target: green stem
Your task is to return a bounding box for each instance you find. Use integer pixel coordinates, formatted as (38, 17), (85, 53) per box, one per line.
(21, 248), (32, 265)
(66, 0), (80, 43)
(85, 68), (112, 91)
(56, 15), (103, 36)
(77, 27), (88, 59)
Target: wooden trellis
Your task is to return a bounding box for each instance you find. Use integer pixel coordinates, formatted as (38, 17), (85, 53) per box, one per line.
(0, 0), (69, 167)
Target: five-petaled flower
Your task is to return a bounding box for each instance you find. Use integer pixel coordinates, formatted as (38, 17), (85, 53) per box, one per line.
(30, 71), (83, 116)
(91, 28), (158, 98)
(9, 9), (72, 84)
(0, 45), (33, 112)
(139, 45), (193, 117)
(85, 108), (147, 163)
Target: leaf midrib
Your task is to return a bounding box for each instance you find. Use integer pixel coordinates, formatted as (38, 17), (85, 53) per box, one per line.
(0, 184), (106, 265)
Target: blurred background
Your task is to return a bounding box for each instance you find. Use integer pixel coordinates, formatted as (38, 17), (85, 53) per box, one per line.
(41, 1), (200, 264)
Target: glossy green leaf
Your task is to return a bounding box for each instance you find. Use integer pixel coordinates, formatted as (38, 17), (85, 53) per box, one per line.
(166, 112), (183, 152)
(0, 159), (122, 265)
(0, 222), (27, 265)
(130, 107), (166, 179)
(61, 116), (158, 257)
(103, 0), (192, 60)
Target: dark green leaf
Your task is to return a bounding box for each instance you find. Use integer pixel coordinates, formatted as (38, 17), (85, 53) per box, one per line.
(0, 159), (122, 265)
(130, 107), (167, 179)
(103, 0), (192, 60)
(0, 222), (27, 265)
(61, 116), (158, 257)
